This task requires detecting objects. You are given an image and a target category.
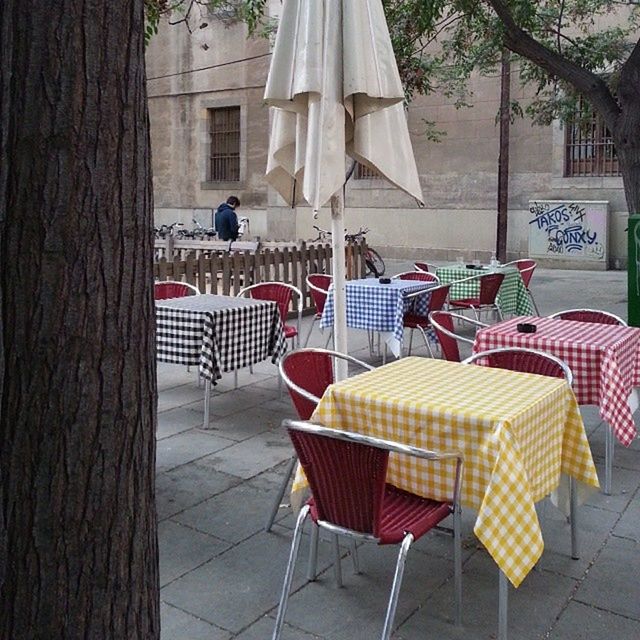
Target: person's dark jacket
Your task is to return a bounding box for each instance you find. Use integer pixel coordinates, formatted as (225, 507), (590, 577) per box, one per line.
(215, 203), (239, 241)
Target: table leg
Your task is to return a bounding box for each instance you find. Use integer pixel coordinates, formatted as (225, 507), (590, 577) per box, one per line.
(498, 570), (508, 640)
(203, 379), (211, 430)
(604, 425), (614, 495)
(570, 477), (579, 559)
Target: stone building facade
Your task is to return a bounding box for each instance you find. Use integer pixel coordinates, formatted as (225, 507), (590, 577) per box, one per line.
(146, 4), (629, 268)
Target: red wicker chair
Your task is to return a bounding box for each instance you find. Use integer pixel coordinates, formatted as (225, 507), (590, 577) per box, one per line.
(462, 347), (573, 385)
(504, 259), (539, 314)
(392, 270), (440, 284)
(429, 310), (488, 362)
(414, 261), (438, 274)
(548, 308), (627, 326)
(449, 272), (505, 322)
(154, 281), (200, 300)
(303, 274), (333, 347)
(264, 348), (373, 532)
(272, 419), (463, 640)
(402, 284), (450, 356)
(238, 282), (303, 347)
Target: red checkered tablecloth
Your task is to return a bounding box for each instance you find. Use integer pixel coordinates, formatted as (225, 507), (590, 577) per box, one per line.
(473, 316), (640, 447)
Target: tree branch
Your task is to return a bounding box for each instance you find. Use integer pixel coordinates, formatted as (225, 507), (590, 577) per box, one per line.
(484, 0), (621, 129)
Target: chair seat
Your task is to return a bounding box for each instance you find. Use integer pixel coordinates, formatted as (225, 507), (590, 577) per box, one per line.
(284, 324), (298, 339)
(309, 483), (452, 545)
(403, 313), (429, 329)
(450, 298), (481, 308)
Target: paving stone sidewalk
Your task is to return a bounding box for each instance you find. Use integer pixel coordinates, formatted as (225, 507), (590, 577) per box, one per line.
(157, 264), (639, 640)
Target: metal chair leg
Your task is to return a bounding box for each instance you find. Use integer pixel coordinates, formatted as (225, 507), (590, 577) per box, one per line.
(417, 326), (435, 358)
(381, 533), (413, 640)
(604, 424), (614, 495)
(265, 456), (297, 532)
(349, 539), (360, 574)
(528, 290), (540, 315)
(303, 316), (318, 347)
(307, 523), (319, 581)
(272, 505), (310, 640)
(333, 534), (343, 587)
(234, 370), (238, 389)
(408, 328), (414, 355)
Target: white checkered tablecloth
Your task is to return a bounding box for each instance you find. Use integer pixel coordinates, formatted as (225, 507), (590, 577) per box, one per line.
(320, 278), (435, 356)
(474, 316), (640, 446)
(436, 264), (532, 316)
(156, 294), (287, 382)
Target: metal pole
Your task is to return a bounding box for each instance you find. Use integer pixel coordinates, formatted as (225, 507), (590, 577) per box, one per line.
(331, 190), (348, 381)
(496, 49), (511, 263)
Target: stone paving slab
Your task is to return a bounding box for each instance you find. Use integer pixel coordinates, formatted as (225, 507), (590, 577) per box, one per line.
(156, 430), (235, 474)
(547, 600), (640, 639)
(573, 534), (640, 620)
(156, 461), (242, 521)
(172, 476), (284, 544)
(161, 602), (232, 640)
(159, 520), (231, 588)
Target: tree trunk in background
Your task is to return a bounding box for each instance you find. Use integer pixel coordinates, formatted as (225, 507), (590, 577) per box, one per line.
(0, 1), (159, 637)
(496, 49), (511, 263)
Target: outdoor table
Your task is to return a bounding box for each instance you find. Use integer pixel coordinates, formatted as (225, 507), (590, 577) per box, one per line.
(474, 315), (640, 494)
(320, 277), (435, 357)
(292, 357), (598, 639)
(436, 263), (532, 316)
(156, 294), (287, 428)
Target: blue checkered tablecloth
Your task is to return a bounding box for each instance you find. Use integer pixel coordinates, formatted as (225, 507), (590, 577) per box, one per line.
(320, 278), (435, 356)
(156, 294), (286, 382)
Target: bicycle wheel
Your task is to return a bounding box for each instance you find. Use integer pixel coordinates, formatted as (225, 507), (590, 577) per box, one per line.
(365, 248), (385, 277)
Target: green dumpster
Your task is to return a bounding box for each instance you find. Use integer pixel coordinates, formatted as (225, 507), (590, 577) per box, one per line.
(629, 214), (640, 327)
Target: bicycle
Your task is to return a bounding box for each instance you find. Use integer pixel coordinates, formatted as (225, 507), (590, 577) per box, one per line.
(310, 225), (385, 277)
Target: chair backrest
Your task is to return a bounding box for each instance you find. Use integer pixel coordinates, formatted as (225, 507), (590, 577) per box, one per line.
(154, 281), (200, 300)
(462, 347), (573, 386)
(238, 282), (302, 323)
(414, 261), (436, 273)
(506, 259), (536, 288)
(478, 272), (505, 305)
(283, 419), (462, 538)
(427, 284), (450, 314)
(548, 308), (627, 326)
(429, 311), (488, 362)
(279, 348), (374, 420)
(306, 274), (333, 316)
(393, 271), (439, 284)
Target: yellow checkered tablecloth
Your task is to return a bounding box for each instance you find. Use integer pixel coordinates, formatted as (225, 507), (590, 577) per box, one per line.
(292, 357), (599, 587)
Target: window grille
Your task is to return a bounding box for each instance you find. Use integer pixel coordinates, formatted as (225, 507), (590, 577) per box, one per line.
(354, 162), (381, 180)
(209, 106), (240, 182)
(565, 99), (620, 177)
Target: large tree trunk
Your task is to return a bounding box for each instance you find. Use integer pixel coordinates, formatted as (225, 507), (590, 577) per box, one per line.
(615, 54), (640, 215)
(0, 0), (159, 637)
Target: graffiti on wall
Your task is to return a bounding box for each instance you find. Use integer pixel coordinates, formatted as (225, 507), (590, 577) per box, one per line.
(528, 201), (606, 261)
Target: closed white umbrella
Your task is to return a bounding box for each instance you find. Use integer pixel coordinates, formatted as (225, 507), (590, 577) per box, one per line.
(265, 0), (423, 378)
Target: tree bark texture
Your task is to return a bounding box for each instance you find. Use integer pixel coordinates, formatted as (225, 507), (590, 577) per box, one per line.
(0, 1), (159, 638)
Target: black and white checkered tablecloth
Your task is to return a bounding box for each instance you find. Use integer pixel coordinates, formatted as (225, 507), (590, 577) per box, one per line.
(156, 294), (287, 382)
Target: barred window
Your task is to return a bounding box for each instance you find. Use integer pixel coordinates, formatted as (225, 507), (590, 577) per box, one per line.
(565, 99), (620, 177)
(354, 162), (381, 180)
(209, 106), (240, 182)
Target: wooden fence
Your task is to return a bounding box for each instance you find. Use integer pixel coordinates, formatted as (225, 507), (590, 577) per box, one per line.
(153, 241), (369, 313)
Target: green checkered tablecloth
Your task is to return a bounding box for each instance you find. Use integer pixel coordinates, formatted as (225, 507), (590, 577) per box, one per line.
(436, 264), (533, 316)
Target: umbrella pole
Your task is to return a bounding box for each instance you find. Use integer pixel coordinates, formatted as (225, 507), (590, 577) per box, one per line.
(330, 190), (348, 381)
